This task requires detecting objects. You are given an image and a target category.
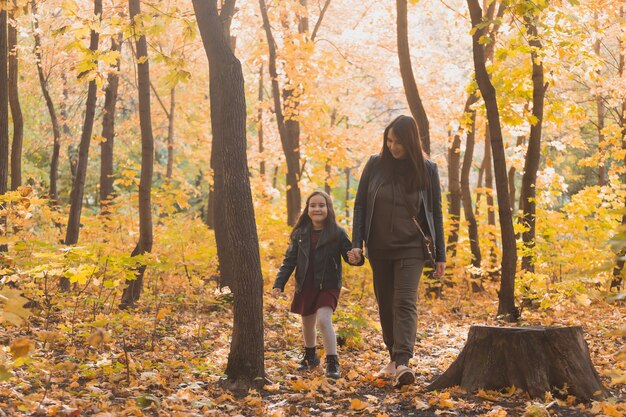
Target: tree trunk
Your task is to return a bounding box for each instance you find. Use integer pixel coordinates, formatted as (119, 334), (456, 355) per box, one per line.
(0, 10), (8, 253)
(427, 326), (608, 401)
(64, 0), (102, 262)
(258, 63), (265, 176)
(32, 0), (62, 204)
(8, 10), (22, 191)
(396, 0), (430, 154)
(166, 87), (175, 180)
(193, 0), (265, 388)
(120, 0), (154, 307)
(519, 19), (547, 274)
(259, 0), (331, 225)
(100, 34), (123, 210)
(467, 0), (518, 321)
(508, 135), (524, 212)
(447, 132), (461, 259)
(461, 107), (482, 290)
(205, 0), (238, 230)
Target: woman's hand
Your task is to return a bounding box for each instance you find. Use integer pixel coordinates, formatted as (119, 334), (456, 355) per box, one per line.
(347, 248), (363, 265)
(433, 262), (446, 279)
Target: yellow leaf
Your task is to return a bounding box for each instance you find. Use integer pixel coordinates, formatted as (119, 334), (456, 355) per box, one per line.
(346, 369), (359, 380)
(349, 398), (369, 411)
(290, 379), (310, 391)
(10, 337), (33, 358)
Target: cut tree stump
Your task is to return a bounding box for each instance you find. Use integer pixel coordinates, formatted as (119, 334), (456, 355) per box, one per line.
(427, 325), (608, 401)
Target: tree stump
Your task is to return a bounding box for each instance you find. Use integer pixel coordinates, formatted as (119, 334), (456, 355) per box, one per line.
(427, 326), (608, 401)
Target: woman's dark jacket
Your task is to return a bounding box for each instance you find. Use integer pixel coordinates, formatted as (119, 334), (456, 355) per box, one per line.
(273, 225), (362, 293)
(352, 155), (446, 263)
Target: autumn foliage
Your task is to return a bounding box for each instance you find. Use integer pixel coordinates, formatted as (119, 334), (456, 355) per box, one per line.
(0, 0), (624, 415)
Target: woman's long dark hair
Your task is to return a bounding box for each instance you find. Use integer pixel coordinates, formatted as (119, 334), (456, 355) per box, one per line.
(290, 191), (340, 240)
(380, 115), (429, 190)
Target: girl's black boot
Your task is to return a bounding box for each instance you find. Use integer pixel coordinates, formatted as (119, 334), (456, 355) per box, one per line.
(326, 355), (341, 379)
(297, 347), (320, 371)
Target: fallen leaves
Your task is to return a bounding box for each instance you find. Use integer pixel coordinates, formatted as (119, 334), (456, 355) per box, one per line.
(10, 337), (34, 358)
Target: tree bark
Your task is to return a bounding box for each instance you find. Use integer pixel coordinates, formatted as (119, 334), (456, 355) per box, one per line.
(8, 9), (22, 191)
(205, 0), (238, 229)
(0, 10), (8, 253)
(396, 0), (430, 154)
(519, 18), (547, 274)
(193, 0), (265, 388)
(467, 0), (518, 321)
(427, 326), (608, 401)
(64, 0), (102, 266)
(120, 0), (154, 307)
(100, 34), (123, 209)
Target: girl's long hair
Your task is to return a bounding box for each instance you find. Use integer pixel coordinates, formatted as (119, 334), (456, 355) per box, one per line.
(380, 115), (429, 190)
(290, 191), (339, 240)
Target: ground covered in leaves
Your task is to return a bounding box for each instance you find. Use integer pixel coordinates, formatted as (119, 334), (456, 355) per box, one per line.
(0, 271), (624, 416)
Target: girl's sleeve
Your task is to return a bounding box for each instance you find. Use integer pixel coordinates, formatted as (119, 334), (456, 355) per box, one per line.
(273, 234), (299, 291)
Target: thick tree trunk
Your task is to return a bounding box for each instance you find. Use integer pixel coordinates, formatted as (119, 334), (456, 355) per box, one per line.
(120, 0), (154, 307)
(396, 0), (430, 154)
(8, 11), (22, 191)
(64, 0), (102, 257)
(447, 131), (461, 258)
(427, 326), (608, 401)
(205, 0), (238, 231)
(519, 19), (547, 274)
(166, 87), (175, 179)
(32, 0), (62, 204)
(193, 0), (265, 388)
(467, 0), (518, 321)
(0, 10), (8, 253)
(100, 34), (123, 209)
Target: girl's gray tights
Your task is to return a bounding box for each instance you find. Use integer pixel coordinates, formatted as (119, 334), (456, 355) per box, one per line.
(301, 306), (337, 355)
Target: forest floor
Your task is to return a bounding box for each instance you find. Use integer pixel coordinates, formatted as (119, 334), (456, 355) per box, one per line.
(0, 272), (624, 416)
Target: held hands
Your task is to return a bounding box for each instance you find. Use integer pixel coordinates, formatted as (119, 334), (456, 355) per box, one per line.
(347, 248), (363, 265)
(272, 287), (283, 297)
(433, 262), (446, 279)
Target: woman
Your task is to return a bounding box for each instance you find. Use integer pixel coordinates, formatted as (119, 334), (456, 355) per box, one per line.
(348, 115), (446, 387)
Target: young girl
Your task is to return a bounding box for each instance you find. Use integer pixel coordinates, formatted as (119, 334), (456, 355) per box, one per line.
(273, 191), (362, 379)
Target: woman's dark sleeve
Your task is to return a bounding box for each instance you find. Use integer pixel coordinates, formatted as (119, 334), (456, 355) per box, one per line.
(273, 234), (299, 291)
(340, 228), (364, 266)
(431, 163), (446, 263)
(352, 156), (375, 249)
